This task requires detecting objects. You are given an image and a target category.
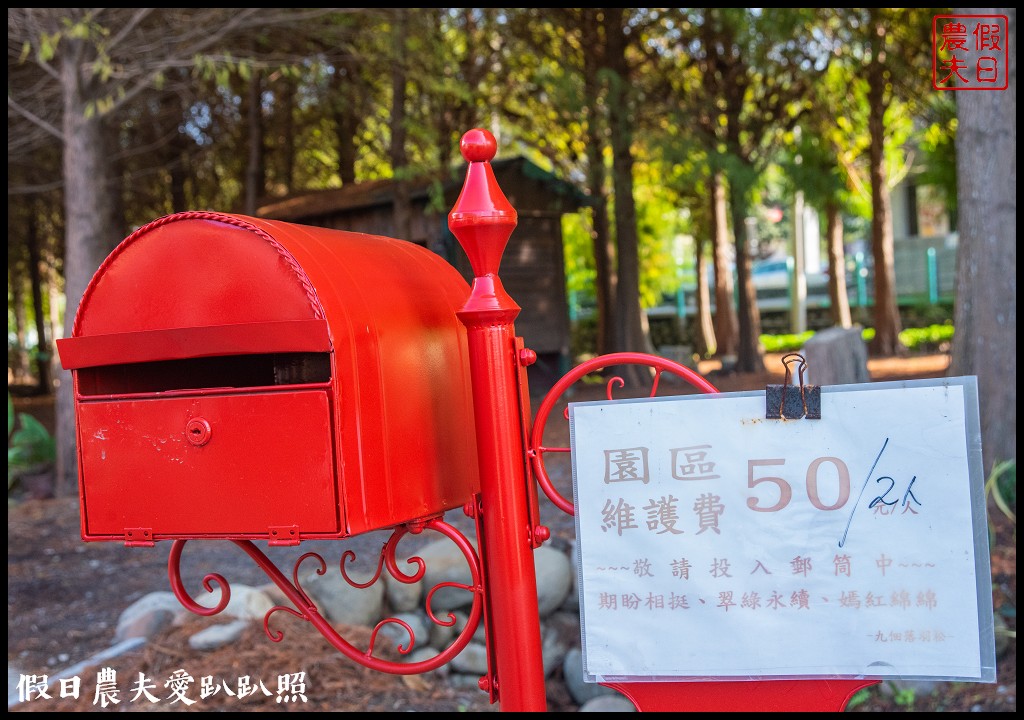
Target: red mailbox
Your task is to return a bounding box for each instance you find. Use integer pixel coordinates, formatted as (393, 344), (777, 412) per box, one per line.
(57, 211), (480, 544)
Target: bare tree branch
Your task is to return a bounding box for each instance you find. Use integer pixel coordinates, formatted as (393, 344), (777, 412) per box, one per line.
(104, 8), (155, 54)
(8, 179), (64, 195)
(105, 8), (264, 114)
(7, 95), (65, 141)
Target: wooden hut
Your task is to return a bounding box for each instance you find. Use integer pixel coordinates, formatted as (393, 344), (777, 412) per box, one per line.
(257, 157), (589, 391)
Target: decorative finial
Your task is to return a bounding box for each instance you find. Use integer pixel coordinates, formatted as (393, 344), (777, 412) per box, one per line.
(460, 128), (497, 163)
(448, 128), (517, 278)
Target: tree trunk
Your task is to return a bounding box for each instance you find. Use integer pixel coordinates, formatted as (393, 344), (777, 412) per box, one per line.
(48, 266), (62, 390)
(56, 40), (121, 497)
(729, 181), (764, 373)
(279, 77), (297, 194)
(168, 99), (190, 214)
(11, 266), (29, 383)
(105, 121), (127, 241)
(27, 208), (51, 392)
(169, 150), (189, 213)
(333, 58), (360, 185)
(581, 9), (615, 357)
(587, 193), (615, 357)
(866, 21), (903, 356)
(825, 199), (852, 328)
(243, 65), (264, 216)
(605, 9), (653, 372)
(390, 9), (412, 241)
(160, 89), (188, 213)
(694, 232), (717, 357)
(709, 170), (738, 357)
(951, 7), (1016, 476)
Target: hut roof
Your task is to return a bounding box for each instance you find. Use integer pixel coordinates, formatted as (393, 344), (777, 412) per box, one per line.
(257, 157), (589, 222)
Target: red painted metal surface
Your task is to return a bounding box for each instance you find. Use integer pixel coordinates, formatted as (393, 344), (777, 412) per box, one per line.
(449, 129), (547, 711)
(58, 319), (331, 369)
(531, 352), (719, 515)
(78, 390), (337, 538)
(604, 679), (878, 712)
(57, 211), (481, 541)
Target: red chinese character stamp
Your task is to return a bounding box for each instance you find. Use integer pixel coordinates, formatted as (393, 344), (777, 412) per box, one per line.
(933, 14), (1009, 90)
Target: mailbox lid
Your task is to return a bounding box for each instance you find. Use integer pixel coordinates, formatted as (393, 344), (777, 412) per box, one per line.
(78, 389), (339, 539)
(60, 212), (331, 370)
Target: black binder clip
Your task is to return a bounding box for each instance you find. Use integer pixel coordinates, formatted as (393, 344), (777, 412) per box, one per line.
(766, 353), (820, 419)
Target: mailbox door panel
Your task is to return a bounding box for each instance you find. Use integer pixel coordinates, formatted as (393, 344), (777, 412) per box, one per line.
(78, 390), (339, 538)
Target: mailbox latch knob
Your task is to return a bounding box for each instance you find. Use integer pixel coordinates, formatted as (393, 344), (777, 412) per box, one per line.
(185, 417), (212, 446)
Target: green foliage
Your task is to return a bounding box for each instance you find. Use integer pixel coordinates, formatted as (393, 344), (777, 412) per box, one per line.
(845, 680), (922, 711)
(860, 324), (954, 353)
(562, 211), (596, 295)
(649, 317), (685, 349)
(845, 687), (873, 710)
(634, 168), (691, 307)
(571, 317), (598, 361)
(8, 393), (56, 491)
(760, 331), (815, 354)
(900, 301), (954, 328)
(759, 323), (953, 355)
(986, 459), (1016, 526)
(781, 62), (873, 227)
(984, 458), (1016, 654)
(917, 93), (958, 217)
(898, 324), (955, 352)
(889, 681), (917, 709)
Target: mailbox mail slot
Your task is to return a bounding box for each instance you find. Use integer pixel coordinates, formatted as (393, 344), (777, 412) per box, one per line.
(57, 211), (480, 544)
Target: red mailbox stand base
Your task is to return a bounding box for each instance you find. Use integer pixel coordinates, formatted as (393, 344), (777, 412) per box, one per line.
(604, 680), (879, 712)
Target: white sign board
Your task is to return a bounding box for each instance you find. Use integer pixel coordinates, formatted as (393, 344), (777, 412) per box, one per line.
(570, 377), (995, 683)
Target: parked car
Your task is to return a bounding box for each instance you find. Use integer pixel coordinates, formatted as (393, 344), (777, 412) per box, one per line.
(752, 257), (829, 292)
(750, 257), (830, 313)
(752, 258), (791, 292)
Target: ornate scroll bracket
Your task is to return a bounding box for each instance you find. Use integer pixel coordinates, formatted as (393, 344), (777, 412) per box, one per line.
(528, 352), (719, 515)
(168, 516), (483, 676)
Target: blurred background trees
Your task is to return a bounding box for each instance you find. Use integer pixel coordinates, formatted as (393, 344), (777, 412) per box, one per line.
(7, 8), (1015, 488)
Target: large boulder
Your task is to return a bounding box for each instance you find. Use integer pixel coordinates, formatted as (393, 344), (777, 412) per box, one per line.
(802, 326), (870, 386)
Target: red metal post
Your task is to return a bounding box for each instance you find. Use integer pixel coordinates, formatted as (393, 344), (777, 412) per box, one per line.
(449, 129), (548, 711)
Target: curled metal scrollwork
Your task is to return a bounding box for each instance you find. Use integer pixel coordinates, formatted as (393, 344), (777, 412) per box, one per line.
(167, 516), (483, 675)
(529, 351), (719, 515)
